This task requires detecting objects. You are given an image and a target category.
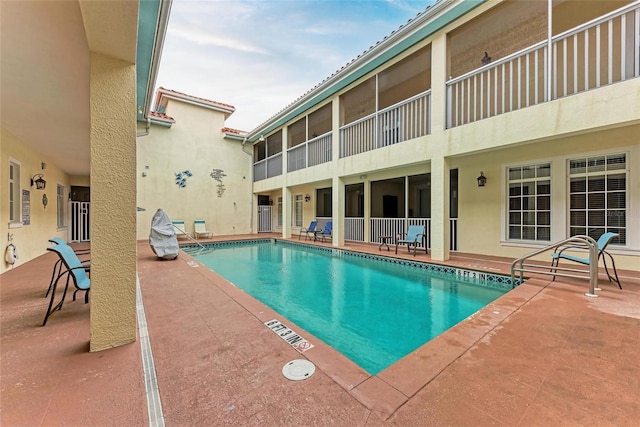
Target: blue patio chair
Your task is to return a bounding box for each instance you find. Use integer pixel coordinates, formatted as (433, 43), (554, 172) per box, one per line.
(551, 232), (621, 288)
(315, 221), (332, 242)
(299, 220), (318, 240)
(43, 244), (91, 326)
(395, 225), (426, 256)
(45, 238), (89, 298)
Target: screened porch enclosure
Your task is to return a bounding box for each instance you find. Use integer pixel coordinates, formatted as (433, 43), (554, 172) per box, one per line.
(344, 170), (459, 250)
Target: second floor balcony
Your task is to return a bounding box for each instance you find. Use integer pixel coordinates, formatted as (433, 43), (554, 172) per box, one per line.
(253, 2), (640, 183)
(447, 2), (640, 128)
(339, 89), (431, 157)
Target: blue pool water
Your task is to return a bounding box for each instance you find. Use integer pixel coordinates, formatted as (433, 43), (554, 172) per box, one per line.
(190, 240), (507, 374)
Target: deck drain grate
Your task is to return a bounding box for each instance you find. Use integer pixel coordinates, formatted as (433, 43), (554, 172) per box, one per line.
(282, 359), (315, 381)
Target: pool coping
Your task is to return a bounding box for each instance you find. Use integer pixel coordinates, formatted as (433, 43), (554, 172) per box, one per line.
(179, 239), (548, 420)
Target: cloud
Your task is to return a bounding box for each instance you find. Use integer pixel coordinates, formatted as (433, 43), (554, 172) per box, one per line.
(169, 24), (270, 55)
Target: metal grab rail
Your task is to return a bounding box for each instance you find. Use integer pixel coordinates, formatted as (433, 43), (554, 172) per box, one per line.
(172, 224), (209, 253)
(510, 235), (599, 297)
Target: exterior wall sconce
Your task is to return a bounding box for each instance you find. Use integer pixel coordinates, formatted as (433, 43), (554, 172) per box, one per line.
(31, 174), (47, 190)
(477, 171), (487, 187)
(304, 194), (311, 202)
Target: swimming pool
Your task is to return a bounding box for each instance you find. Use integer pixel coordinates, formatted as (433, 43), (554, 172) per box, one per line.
(188, 240), (509, 374)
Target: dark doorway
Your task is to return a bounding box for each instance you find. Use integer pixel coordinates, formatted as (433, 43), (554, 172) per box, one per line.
(382, 195), (398, 218)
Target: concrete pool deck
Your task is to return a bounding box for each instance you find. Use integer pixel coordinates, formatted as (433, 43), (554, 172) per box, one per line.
(1, 235), (639, 425)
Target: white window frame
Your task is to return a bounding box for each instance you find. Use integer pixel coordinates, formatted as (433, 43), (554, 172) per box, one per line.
(57, 183), (68, 229)
(277, 196), (283, 227)
(506, 162), (552, 242)
(293, 194), (303, 228)
(567, 152), (627, 245)
(8, 159), (22, 227)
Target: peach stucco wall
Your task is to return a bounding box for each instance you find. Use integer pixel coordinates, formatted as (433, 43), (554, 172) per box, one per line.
(89, 52), (137, 351)
(0, 128), (73, 275)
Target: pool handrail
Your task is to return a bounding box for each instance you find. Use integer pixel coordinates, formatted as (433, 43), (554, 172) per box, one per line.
(510, 235), (599, 297)
(172, 223), (209, 253)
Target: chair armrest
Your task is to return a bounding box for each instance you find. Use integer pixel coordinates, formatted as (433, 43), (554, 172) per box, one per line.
(553, 242), (589, 257)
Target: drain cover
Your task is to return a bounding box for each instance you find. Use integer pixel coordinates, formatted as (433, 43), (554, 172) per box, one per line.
(282, 359), (315, 381)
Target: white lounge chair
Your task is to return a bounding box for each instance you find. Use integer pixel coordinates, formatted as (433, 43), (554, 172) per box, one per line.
(172, 220), (189, 239)
(194, 219), (213, 239)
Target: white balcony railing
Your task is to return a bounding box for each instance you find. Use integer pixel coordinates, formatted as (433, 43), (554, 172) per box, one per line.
(287, 144), (305, 172)
(287, 132), (332, 172)
(339, 113), (376, 157)
(447, 3), (640, 128)
(552, 3), (640, 98)
(447, 42), (548, 127)
(308, 133), (332, 167)
(344, 217), (457, 250)
(344, 217), (364, 241)
(340, 90), (431, 158)
(267, 153), (282, 178)
(254, 153), (283, 181)
(253, 159), (266, 181)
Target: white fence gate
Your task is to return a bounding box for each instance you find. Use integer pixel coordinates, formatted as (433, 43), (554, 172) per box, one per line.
(257, 206), (272, 232)
(70, 201), (90, 242)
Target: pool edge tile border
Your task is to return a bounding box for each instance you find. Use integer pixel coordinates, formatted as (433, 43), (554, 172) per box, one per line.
(181, 238), (518, 291)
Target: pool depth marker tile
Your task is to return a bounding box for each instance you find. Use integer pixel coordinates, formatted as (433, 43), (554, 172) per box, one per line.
(137, 276), (165, 427)
(265, 319), (315, 352)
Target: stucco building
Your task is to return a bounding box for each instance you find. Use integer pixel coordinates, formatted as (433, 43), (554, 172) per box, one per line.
(136, 88), (252, 240)
(244, 0), (640, 271)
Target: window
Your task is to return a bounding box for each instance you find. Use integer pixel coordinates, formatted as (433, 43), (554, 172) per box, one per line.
(57, 184), (67, 228)
(569, 153), (626, 244)
(277, 197), (283, 227)
(507, 163), (551, 241)
(9, 161), (21, 223)
(294, 194), (303, 227)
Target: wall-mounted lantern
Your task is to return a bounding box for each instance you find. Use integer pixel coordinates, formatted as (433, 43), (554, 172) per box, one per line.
(31, 174), (47, 190)
(477, 171), (487, 187)
(304, 194), (311, 202)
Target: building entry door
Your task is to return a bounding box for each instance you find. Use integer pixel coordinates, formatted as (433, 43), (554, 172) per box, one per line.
(258, 206), (272, 232)
(70, 201), (90, 242)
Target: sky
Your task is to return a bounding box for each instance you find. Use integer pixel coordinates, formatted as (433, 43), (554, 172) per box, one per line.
(155, 0), (435, 132)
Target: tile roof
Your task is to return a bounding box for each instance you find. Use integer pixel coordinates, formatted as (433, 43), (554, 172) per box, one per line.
(222, 127), (247, 135)
(150, 110), (174, 121)
(156, 87), (236, 112)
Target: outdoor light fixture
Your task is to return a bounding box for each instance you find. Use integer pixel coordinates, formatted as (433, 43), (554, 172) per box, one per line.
(31, 174), (47, 190)
(477, 171), (487, 187)
(304, 194), (311, 202)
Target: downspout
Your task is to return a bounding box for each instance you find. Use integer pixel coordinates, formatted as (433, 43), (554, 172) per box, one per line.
(136, 117), (151, 137)
(241, 137), (254, 233)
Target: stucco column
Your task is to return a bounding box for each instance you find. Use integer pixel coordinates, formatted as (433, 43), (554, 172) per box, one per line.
(363, 179), (371, 243)
(430, 156), (450, 261)
(251, 193), (258, 234)
(332, 176), (345, 246)
(430, 30), (447, 134)
(331, 96), (340, 166)
(282, 186), (292, 238)
(89, 52), (137, 351)
(428, 28), (450, 261)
